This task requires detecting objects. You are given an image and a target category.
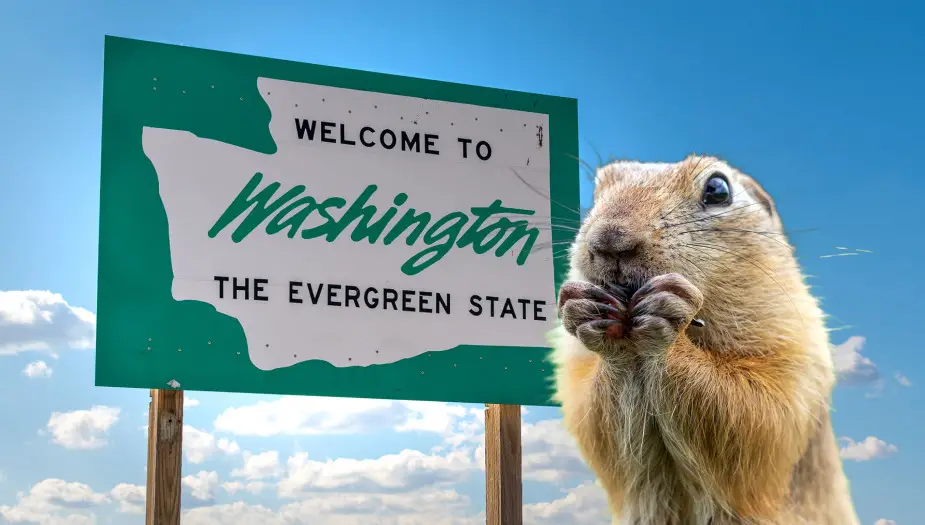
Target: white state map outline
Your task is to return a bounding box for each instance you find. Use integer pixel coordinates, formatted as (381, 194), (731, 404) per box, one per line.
(142, 76), (558, 371)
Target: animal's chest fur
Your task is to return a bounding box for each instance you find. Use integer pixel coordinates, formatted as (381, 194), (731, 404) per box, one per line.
(581, 366), (823, 525)
(584, 364), (720, 525)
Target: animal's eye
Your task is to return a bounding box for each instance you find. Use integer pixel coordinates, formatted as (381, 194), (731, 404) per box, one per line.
(702, 173), (731, 206)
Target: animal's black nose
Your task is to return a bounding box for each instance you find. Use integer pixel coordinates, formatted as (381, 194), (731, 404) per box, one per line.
(588, 227), (641, 258)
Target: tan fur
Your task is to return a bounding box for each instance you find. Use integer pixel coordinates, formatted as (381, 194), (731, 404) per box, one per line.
(550, 155), (859, 524)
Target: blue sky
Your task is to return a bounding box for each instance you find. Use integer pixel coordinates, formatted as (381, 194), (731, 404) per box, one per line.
(0, 1), (922, 524)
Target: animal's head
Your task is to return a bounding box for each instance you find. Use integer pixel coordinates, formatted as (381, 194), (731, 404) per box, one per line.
(571, 155), (787, 298)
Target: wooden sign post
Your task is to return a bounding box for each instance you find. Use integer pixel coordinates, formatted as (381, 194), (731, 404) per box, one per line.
(144, 396), (524, 525)
(485, 404), (523, 525)
(145, 389), (184, 525)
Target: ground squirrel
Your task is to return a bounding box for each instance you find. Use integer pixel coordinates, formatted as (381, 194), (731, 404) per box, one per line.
(549, 155), (859, 524)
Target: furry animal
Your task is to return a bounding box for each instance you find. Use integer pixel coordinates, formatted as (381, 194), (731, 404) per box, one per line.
(548, 155), (859, 524)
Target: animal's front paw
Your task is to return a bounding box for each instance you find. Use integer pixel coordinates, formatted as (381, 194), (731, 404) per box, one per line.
(627, 273), (704, 353)
(557, 280), (629, 353)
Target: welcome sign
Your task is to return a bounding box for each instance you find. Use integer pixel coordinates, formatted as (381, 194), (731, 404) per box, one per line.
(96, 36), (579, 405)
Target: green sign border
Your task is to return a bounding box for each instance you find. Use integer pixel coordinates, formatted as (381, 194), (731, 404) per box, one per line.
(96, 35), (579, 407)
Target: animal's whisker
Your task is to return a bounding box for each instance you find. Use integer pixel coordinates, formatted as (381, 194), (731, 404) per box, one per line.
(662, 187), (752, 223)
(499, 213), (583, 225)
(678, 253), (709, 280)
(683, 245), (744, 278)
(530, 240), (579, 252)
(669, 199), (766, 226)
(682, 241), (804, 327)
(677, 228), (794, 251)
(660, 201), (769, 230)
(564, 152), (601, 186)
(508, 167), (582, 218)
(521, 220), (583, 230)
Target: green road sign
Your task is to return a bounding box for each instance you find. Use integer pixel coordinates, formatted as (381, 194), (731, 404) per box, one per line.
(96, 36), (579, 406)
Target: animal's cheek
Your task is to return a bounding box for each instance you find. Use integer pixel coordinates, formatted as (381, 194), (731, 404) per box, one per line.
(572, 249), (597, 278)
(637, 240), (666, 265)
(640, 244), (689, 278)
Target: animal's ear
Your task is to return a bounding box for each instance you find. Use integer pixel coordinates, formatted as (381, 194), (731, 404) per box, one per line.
(740, 174), (777, 217)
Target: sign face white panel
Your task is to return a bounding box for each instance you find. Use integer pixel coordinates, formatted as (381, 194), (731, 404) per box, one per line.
(145, 78), (556, 370)
(97, 36), (579, 405)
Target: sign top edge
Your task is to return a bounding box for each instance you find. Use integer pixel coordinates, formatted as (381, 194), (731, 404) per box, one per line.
(102, 35), (579, 108)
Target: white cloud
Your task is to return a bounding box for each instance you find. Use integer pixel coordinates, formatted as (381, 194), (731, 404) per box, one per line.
(185, 397), (201, 408)
(395, 401), (469, 434)
(183, 489), (480, 525)
(0, 478), (109, 525)
(278, 489), (479, 525)
(110, 483), (145, 514)
(46, 406), (120, 450)
(833, 336), (879, 386)
(213, 396), (467, 437)
(278, 448), (476, 497)
(183, 425), (240, 463)
(218, 438), (239, 453)
(22, 360), (52, 378)
(839, 436), (898, 461)
(524, 482), (611, 525)
(231, 450), (282, 480)
(221, 481), (266, 496)
(436, 407), (485, 451)
(444, 411), (590, 484)
(521, 419), (591, 482)
(874, 520), (897, 525)
(182, 471), (220, 502)
(183, 501), (283, 525)
(895, 373), (912, 387)
(0, 290), (95, 356)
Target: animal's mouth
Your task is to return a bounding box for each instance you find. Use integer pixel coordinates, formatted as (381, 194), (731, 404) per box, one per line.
(616, 280), (642, 298)
(589, 264), (646, 301)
